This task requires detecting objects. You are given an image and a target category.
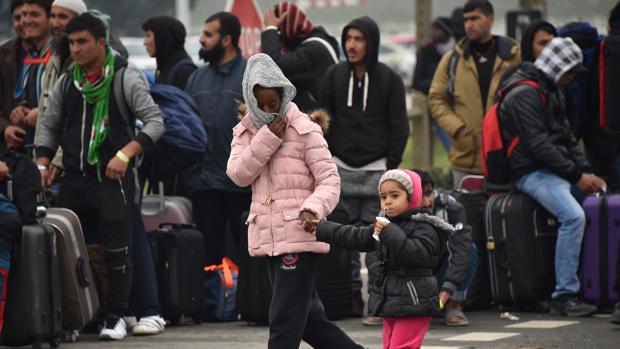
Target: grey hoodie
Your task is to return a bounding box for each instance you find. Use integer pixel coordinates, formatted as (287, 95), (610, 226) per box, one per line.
(242, 53), (296, 129)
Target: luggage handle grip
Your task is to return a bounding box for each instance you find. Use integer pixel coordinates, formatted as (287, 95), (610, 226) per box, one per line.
(159, 223), (196, 230)
(76, 257), (90, 287)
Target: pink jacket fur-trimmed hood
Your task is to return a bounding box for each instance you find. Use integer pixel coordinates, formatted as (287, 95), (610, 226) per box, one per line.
(226, 102), (340, 257)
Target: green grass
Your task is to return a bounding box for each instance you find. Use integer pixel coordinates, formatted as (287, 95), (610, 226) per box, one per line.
(399, 136), (450, 170)
(399, 136), (454, 190)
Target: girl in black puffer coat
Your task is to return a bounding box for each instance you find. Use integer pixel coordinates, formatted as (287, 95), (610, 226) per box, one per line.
(315, 169), (451, 349)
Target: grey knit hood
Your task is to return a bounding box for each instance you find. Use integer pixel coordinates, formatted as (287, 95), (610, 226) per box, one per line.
(242, 53), (297, 129)
(534, 37), (586, 84)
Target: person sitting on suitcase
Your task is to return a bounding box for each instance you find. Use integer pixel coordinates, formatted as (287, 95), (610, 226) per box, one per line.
(496, 37), (606, 316)
(226, 53), (362, 349)
(35, 13), (164, 340)
(314, 169), (451, 349)
(413, 169), (477, 327)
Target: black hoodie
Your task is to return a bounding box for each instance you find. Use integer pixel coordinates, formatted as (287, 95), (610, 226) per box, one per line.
(319, 17), (409, 169)
(147, 16), (196, 89)
(499, 20), (557, 85)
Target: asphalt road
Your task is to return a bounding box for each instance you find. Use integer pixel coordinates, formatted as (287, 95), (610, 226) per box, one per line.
(53, 309), (619, 349)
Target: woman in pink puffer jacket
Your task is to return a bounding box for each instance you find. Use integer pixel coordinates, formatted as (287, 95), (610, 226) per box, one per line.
(227, 54), (362, 349)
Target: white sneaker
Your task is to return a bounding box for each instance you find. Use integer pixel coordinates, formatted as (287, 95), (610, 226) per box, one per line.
(123, 316), (138, 331)
(132, 315), (166, 336)
(99, 316), (127, 341)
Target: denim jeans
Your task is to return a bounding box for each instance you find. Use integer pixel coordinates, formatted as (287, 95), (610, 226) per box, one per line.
(515, 170), (586, 299)
(435, 243), (478, 302)
(128, 204), (161, 318)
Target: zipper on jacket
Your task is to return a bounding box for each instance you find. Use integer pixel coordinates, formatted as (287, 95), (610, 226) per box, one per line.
(80, 99), (86, 172)
(406, 280), (420, 305)
(266, 163), (275, 255)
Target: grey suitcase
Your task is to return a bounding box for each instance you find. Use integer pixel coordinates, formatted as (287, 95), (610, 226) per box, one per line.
(44, 208), (99, 330)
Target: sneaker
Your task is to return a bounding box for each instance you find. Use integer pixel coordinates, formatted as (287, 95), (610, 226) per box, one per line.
(611, 302), (620, 325)
(550, 295), (597, 317)
(123, 316), (138, 331)
(99, 316), (127, 341)
(132, 315), (166, 336)
(362, 316), (383, 326)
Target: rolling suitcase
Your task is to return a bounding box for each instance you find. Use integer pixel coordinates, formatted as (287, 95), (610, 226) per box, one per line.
(2, 222), (63, 348)
(43, 208), (99, 330)
(581, 194), (620, 309)
(485, 192), (558, 306)
(141, 182), (193, 232)
(316, 208), (354, 320)
(450, 187), (490, 307)
(149, 224), (204, 325)
(236, 211), (272, 325)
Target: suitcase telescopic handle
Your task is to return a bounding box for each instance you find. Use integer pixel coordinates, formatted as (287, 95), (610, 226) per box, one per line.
(158, 223), (196, 230)
(5, 173), (12, 201)
(76, 257), (90, 287)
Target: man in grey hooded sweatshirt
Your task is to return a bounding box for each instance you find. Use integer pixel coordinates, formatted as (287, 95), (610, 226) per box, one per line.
(497, 37), (606, 317)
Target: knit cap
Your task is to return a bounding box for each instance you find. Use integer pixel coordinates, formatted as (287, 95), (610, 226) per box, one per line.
(378, 169), (423, 210)
(52, 0), (87, 15)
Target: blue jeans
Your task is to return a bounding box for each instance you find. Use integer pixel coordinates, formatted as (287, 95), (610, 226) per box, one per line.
(435, 243), (478, 302)
(515, 170), (586, 299)
(128, 204), (161, 318)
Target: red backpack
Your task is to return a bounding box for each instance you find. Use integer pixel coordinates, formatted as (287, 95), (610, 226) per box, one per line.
(481, 80), (547, 184)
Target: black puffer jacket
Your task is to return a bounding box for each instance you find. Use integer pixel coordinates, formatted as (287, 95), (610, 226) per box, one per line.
(499, 62), (591, 183)
(316, 208), (450, 317)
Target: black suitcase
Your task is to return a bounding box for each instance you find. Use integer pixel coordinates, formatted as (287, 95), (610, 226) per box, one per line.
(2, 223), (63, 348)
(450, 188), (491, 307)
(237, 211), (272, 325)
(316, 208), (354, 320)
(148, 224), (205, 325)
(485, 192), (558, 307)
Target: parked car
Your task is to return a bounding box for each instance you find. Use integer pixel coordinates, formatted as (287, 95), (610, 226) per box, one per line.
(122, 37), (156, 73)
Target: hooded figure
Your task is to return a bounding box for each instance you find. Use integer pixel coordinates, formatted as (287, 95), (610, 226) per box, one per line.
(142, 16), (196, 88)
(261, 1), (339, 112)
(521, 20), (557, 62)
(499, 20), (557, 86)
(227, 53), (358, 349)
(319, 16), (409, 170)
(242, 53), (296, 129)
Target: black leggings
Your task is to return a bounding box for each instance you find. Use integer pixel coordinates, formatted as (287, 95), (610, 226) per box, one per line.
(56, 173), (134, 318)
(266, 252), (363, 349)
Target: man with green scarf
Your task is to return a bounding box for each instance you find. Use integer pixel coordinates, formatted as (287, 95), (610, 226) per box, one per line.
(35, 13), (164, 340)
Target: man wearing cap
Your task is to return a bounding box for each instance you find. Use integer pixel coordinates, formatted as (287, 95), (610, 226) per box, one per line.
(498, 37), (606, 317)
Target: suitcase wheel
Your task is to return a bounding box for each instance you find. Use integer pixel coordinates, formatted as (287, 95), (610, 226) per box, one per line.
(192, 314), (203, 325)
(49, 335), (62, 348)
(169, 316), (181, 326)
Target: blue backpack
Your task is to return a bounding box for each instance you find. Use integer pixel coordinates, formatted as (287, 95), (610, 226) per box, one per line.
(115, 67), (207, 182)
(558, 22), (601, 137)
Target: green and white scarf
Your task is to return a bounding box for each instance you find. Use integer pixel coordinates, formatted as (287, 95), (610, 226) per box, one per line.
(71, 49), (115, 180)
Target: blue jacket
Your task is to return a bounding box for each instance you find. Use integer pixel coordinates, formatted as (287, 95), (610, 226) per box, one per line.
(184, 53), (249, 193)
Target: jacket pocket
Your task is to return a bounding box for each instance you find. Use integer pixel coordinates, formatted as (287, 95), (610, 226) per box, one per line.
(282, 209), (306, 242)
(449, 127), (477, 168)
(246, 212), (260, 249)
(406, 280), (420, 306)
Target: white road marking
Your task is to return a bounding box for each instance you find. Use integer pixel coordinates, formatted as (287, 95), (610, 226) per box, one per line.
(442, 332), (521, 342)
(506, 320), (579, 329)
